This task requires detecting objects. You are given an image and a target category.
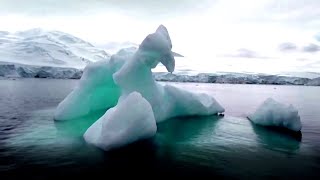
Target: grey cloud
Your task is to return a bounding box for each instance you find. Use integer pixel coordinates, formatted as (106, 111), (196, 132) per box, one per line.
(302, 61), (320, 70)
(240, 0), (320, 28)
(278, 42), (320, 53)
(267, 0), (320, 21)
(223, 48), (269, 59)
(235, 49), (258, 58)
(296, 58), (309, 61)
(0, 0), (215, 18)
(302, 43), (320, 53)
(278, 42), (297, 52)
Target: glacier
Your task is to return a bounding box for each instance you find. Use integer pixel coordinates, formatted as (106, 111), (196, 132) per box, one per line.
(55, 25), (224, 150)
(248, 98), (302, 132)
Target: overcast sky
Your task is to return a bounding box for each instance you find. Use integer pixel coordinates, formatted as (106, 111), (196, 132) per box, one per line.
(0, 0), (319, 74)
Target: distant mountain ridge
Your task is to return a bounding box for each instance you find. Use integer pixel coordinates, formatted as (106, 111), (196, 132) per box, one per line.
(0, 28), (110, 68)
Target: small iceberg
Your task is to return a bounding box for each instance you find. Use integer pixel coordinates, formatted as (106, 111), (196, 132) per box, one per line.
(248, 98), (302, 132)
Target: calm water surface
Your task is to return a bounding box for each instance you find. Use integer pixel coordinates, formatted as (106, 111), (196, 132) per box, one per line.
(0, 79), (319, 179)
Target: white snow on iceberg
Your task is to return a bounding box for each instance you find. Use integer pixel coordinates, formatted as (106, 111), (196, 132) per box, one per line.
(248, 98), (302, 132)
(84, 92), (157, 151)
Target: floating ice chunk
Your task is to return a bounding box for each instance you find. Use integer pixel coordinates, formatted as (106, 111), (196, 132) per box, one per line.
(248, 98), (302, 132)
(84, 92), (157, 151)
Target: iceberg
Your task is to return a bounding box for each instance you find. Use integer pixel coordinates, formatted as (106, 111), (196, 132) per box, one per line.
(55, 25), (224, 150)
(84, 92), (157, 151)
(248, 98), (302, 132)
(54, 25), (224, 122)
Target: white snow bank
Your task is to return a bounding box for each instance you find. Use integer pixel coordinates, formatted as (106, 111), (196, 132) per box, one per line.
(83, 92), (157, 151)
(248, 98), (302, 132)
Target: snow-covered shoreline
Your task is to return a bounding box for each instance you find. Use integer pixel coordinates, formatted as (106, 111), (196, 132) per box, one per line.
(153, 72), (320, 86)
(0, 63), (83, 79)
(1, 63), (319, 86)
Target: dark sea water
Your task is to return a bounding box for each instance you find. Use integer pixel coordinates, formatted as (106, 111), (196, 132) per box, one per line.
(0, 79), (319, 179)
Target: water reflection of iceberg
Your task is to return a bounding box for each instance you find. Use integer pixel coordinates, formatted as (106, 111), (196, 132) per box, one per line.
(54, 109), (106, 137)
(156, 115), (223, 144)
(251, 122), (301, 154)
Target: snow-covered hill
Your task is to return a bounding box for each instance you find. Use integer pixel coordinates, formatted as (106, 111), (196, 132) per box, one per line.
(0, 28), (110, 68)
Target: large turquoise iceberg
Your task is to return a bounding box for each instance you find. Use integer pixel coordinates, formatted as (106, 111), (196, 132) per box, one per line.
(54, 25), (225, 150)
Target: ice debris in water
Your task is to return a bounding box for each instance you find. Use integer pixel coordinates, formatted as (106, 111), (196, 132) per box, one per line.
(248, 98), (302, 132)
